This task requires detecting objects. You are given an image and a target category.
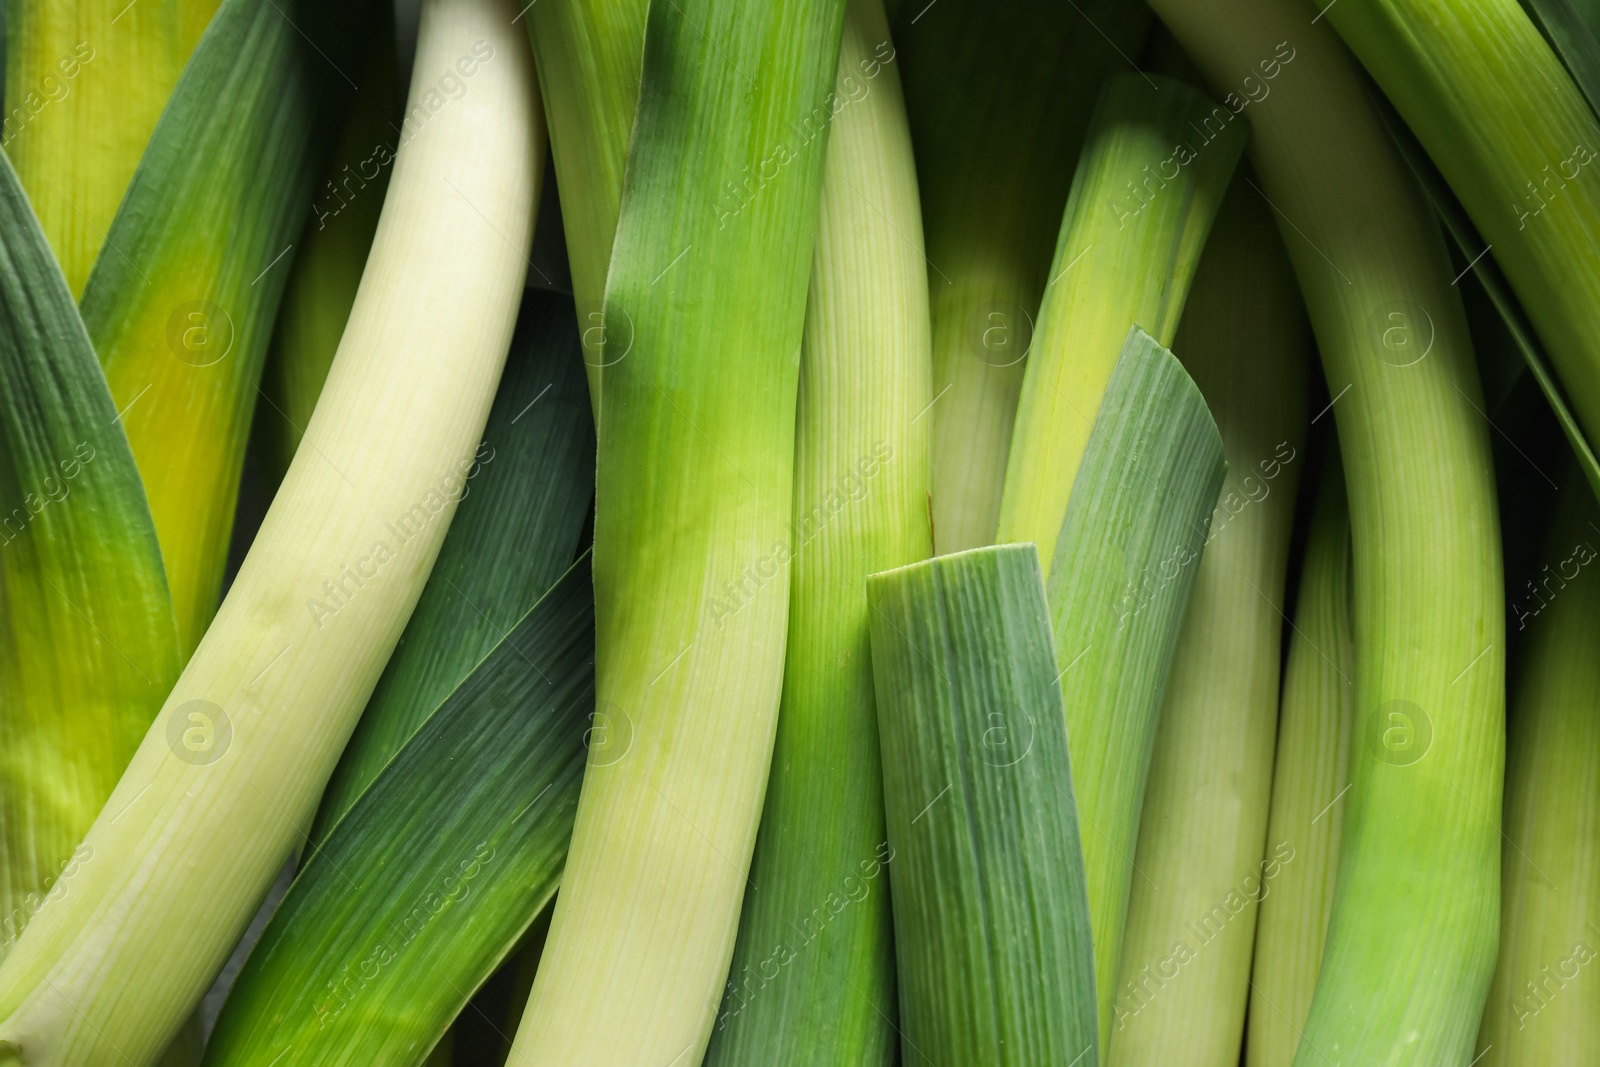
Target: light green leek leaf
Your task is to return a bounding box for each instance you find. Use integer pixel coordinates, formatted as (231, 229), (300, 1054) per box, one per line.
(868, 543), (1096, 1066)
(505, 0), (848, 1062)
(1045, 326), (1225, 1054)
(1246, 450), (1354, 1067)
(895, 0), (1149, 554)
(1323, 0), (1600, 505)
(79, 0), (378, 657)
(257, 14), (400, 485)
(1145, 0), (1505, 1060)
(1368, 85), (1600, 502)
(203, 555), (594, 1067)
(313, 287), (595, 841)
(524, 0), (648, 418)
(0, 0), (544, 1060)
(1478, 475), (1600, 1064)
(0, 142), (180, 963)
(4, 0), (221, 296)
(1108, 176), (1308, 1067)
(997, 73), (1245, 579)
(701, 0), (930, 1061)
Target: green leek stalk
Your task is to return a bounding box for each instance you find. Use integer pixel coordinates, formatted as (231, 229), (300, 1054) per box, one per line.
(3, 0), (221, 296)
(1047, 327), (1226, 1054)
(1245, 452), (1355, 1067)
(1142, 0), (1506, 1061)
(0, 0), (543, 1060)
(80, 0), (373, 657)
(505, 0), (847, 1061)
(257, 16), (399, 483)
(1478, 478), (1600, 1064)
(0, 148), (181, 964)
(868, 543), (1096, 1065)
(524, 0), (648, 417)
(701, 0), (930, 1060)
(996, 72), (1246, 577)
(1108, 176), (1308, 1066)
(1324, 0), (1600, 452)
(894, 0), (1148, 553)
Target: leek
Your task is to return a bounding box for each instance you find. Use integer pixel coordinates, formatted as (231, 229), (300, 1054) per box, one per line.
(1245, 451), (1355, 1067)
(1109, 174), (1309, 1066)
(505, 0), (848, 1060)
(895, 0), (1149, 553)
(1144, 0), (1506, 1060)
(869, 543), (1096, 1065)
(996, 72), (1246, 577)
(1047, 326), (1225, 1052)
(1477, 476), (1600, 1064)
(0, 0), (544, 1059)
(1324, 0), (1600, 457)
(524, 0), (647, 417)
(4, 0), (221, 295)
(701, 0), (930, 1060)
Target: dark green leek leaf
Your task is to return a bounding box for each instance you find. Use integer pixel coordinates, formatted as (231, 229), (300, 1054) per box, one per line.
(1520, 0), (1600, 120)
(0, 147), (181, 961)
(868, 542), (1096, 1066)
(314, 287), (596, 840)
(203, 554), (595, 1067)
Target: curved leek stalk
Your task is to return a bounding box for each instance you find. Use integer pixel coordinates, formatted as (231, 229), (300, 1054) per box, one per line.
(1324, 0), (1600, 450)
(524, 0), (648, 417)
(1478, 478), (1600, 1064)
(505, 0), (847, 1061)
(1143, 0), (1506, 1061)
(4, 0), (221, 295)
(1109, 175), (1308, 1066)
(1245, 451), (1354, 1067)
(895, 0), (1148, 554)
(701, 0), (930, 1061)
(996, 72), (1245, 577)
(0, 0), (542, 1060)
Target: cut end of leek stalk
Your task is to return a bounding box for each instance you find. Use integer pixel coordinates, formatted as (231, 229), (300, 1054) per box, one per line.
(869, 542), (1096, 1066)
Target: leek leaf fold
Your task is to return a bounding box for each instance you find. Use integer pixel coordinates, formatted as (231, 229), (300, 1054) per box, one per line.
(1045, 326), (1225, 1052)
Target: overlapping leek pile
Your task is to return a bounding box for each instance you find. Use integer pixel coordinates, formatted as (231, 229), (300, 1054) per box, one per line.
(0, 0), (1595, 1064)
